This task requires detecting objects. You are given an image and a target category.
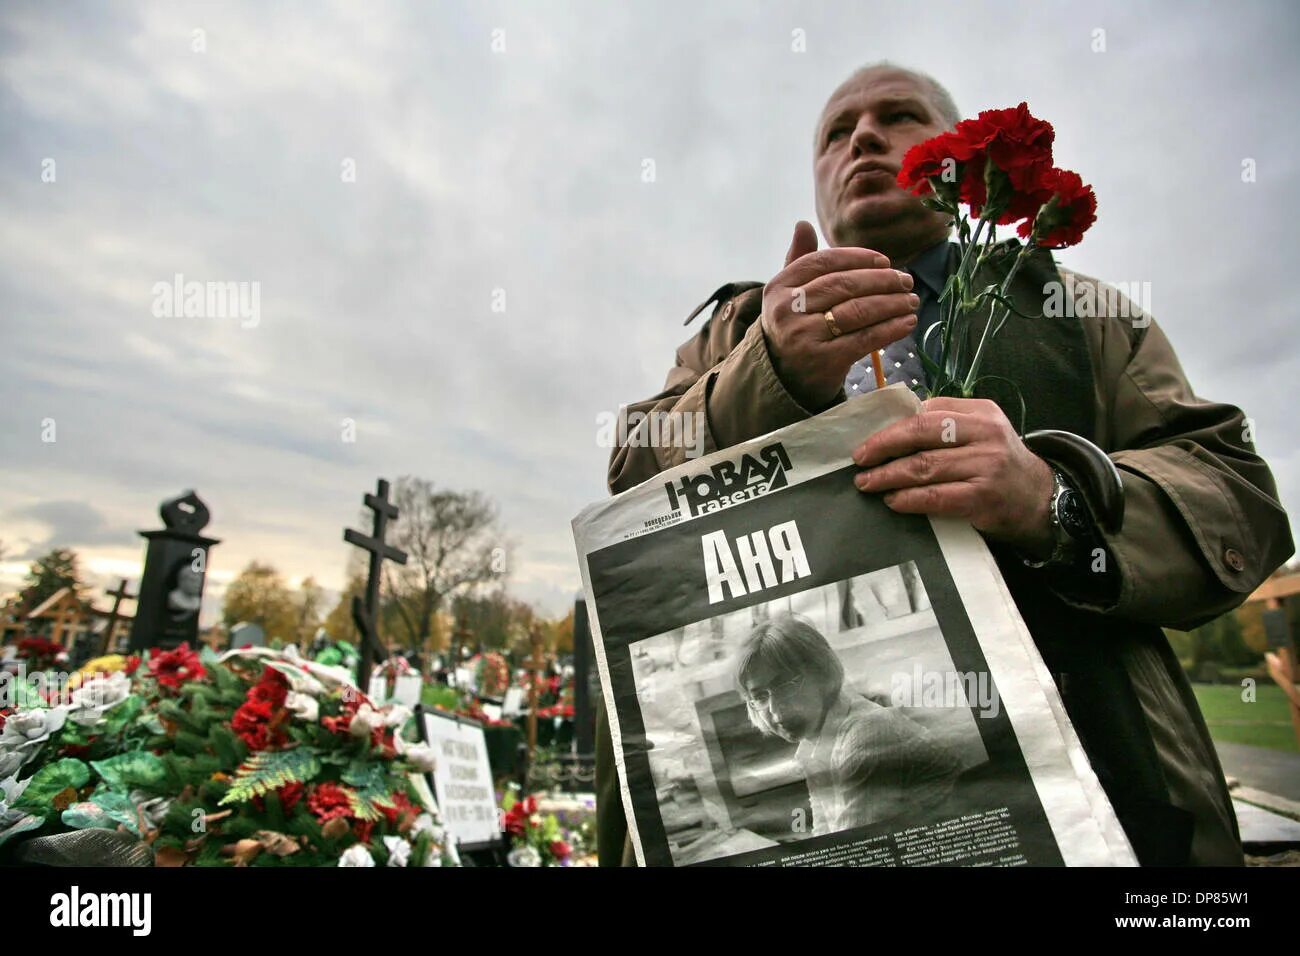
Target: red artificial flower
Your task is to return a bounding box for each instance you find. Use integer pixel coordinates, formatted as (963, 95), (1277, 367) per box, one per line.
(378, 791), (417, 829)
(503, 795), (539, 837)
(321, 695), (362, 736)
(231, 667), (289, 751)
(352, 819), (375, 844)
(147, 643), (206, 690)
(1017, 167), (1097, 248)
(123, 655), (142, 675)
(307, 781), (355, 823)
(277, 781), (305, 811)
(549, 840), (571, 860)
(252, 780), (305, 813)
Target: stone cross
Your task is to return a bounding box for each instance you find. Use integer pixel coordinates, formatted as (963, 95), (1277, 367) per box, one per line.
(343, 479), (408, 694)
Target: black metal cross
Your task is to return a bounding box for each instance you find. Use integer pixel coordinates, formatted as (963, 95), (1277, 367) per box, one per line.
(100, 578), (136, 655)
(343, 478), (408, 694)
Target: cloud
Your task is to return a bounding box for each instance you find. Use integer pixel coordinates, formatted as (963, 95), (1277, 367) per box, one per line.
(6, 500), (134, 560)
(1, 0), (1297, 618)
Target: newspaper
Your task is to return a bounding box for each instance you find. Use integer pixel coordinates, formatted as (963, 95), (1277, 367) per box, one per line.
(572, 385), (1137, 867)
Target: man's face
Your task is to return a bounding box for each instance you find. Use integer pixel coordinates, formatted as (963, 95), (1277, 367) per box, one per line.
(743, 660), (827, 743)
(813, 69), (952, 252)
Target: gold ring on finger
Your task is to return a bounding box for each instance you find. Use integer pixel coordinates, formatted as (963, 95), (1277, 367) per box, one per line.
(824, 309), (843, 338)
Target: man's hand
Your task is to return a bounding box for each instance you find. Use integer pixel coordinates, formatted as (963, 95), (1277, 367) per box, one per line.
(851, 397), (1056, 555)
(761, 220), (920, 410)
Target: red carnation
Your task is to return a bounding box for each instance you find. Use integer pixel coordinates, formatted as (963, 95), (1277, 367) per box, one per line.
(123, 655), (142, 675)
(147, 643), (206, 690)
(549, 840), (571, 860)
(307, 781), (355, 823)
(898, 131), (979, 200)
(1018, 168), (1097, 248)
(352, 819), (375, 844)
(955, 102), (1054, 191)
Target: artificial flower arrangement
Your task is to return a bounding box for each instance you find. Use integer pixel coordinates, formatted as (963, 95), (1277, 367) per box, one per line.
(895, 102), (1097, 406)
(468, 652), (510, 698)
(0, 642), (452, 867)
(499, 788), (595, 867)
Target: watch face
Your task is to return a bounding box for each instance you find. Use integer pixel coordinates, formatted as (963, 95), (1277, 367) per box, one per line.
(1056, 488), (1091, 539)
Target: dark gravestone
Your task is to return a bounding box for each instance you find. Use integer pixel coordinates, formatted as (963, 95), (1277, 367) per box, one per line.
(128, 491), (219, 653)
(228, 621), (266, 649)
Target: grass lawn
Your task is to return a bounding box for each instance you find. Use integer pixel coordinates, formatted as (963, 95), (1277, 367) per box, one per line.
(1191, 683), (1298, 754)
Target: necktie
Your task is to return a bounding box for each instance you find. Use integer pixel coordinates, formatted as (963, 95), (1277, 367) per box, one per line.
(843, 268), (936, 396)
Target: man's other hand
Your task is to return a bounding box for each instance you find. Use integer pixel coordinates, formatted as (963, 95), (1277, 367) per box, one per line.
(851, 397), (1056, 555)
(760, 220), (919, 410)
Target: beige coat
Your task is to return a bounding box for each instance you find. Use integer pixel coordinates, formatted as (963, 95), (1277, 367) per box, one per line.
(596, 242), (1294, 867)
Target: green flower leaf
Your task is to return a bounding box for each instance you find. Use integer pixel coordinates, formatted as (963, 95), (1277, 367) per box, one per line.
(14, 758), (90, 809)
(62, 790), (143, 835)
(91, 751), (166, 792)
(99, 695), (144, 735)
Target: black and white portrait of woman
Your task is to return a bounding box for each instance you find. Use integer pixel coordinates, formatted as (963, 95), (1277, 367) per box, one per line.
(165, 560), (204, 622)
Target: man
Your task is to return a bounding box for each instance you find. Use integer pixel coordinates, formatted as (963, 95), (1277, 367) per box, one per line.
(737, 614), (961, 836)
(596, 62), (1295, 867)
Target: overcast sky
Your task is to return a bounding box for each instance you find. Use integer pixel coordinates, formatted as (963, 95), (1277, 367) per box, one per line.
(2, 0), (1297, 626)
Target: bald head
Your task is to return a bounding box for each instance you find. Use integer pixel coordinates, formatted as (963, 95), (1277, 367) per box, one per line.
(812, 64), (959, 262)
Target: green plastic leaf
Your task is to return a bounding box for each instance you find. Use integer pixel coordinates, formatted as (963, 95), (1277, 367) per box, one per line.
(342, 761), (390, 822)
(91, 751), (166, 792)
(99, 695), (144, 735)
(62, 789), (143, 835)
(219, 748), (323, 806)
(14, 758), (90, 808)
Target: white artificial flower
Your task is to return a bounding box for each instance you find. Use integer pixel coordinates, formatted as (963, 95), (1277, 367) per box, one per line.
(348, 704), (385, 739)
(1, 773), (31, 809)
(130, 791), (172, 828)
(507, 846), (542, 868)
(383, 704), (413, 729)
(69, 672), (131, 725)
(338, 844), (375, 867)
(383, 835), (411, 867)
(0, 706), (67, 751)
(284, 692), (319, 723)
(403, 743), (437, 774)
(0, 751), (26, 780)
(409, 813), (439, 840)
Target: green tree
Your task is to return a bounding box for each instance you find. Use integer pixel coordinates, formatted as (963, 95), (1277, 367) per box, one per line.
(24, 547), (83, 606)
(383, 477), (504, 653)
(222, 561), (297, 641)
(322, 574), (365, 645)
(294, 576), (326, 649)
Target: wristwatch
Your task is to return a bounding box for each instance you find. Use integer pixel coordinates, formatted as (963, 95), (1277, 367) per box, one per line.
(1023, 468), (1095, 568)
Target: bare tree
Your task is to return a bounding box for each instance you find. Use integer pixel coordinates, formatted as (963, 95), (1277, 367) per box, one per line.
(382, 476), (506, 653)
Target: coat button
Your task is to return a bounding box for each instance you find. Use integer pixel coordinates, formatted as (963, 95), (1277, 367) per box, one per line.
(1223, 548), (1245, 572)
